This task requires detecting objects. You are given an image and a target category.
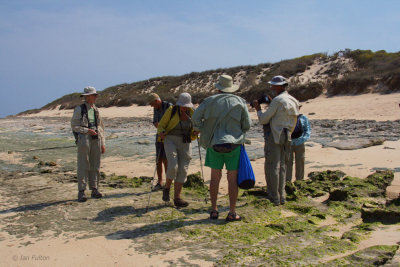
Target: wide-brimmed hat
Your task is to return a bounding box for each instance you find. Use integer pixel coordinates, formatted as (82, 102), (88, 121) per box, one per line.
(176, 92), (193, 108)
(268, 75), (288, 86)
(215, 75), (239, 93)
(147, 93), (160, 104)
(80, 86), (98, 97)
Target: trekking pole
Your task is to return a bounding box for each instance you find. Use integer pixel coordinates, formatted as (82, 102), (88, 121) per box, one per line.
(145, 149), (160, 213)
(197, 138), (208, 204)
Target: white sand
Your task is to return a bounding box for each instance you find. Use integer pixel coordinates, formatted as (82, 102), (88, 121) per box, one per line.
(22, 104), (153, 118)
(0, 232), (212, 267)
(23, 92), (400, 121)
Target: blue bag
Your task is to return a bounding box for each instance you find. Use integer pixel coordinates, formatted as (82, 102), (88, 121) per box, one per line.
(237, 145), (255, 189)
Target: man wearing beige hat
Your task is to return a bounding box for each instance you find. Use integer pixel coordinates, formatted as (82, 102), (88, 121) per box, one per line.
(252, 76), (299, 206)
(147, 93), (172, 191)
(193, 74), (251, 221)
(71, 86), (105, 202)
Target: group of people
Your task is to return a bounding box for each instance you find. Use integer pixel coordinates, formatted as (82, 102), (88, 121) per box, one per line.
(71, 74), (311, 221)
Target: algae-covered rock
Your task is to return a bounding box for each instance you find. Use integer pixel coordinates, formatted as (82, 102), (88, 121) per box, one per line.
(386, 197), (400, 211)
(105, 174), (149, 188)
(325, 245), (399, 266)
(308, 170), (345, 182)
(329, 189), (350, 201)
(365, 170), (394, 191)
(251, 198), (273, 209)
(295, 170), (394, 203)
(265, 219), (312, 233)
(341, 231), (362, 243)
(242, 188), (269, 197)
(293, 179), (329, 198)
(361, 208), (400, 223)
(183, 172), (206, 189)
(327, 171), (394, 201)
(285, 182), (299, 200)
(288, 203), (318, 214)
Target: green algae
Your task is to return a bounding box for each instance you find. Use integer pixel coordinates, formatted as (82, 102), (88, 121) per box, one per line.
(324, 245), (399, 266)
(1, 169), (398, 266)
(105, 174), (151, 188)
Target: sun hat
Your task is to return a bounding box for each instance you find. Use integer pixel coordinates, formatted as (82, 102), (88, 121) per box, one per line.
(80, 86), (98, 97)
(147, 93), (160, 104)
(268, 75), (288, 86)
(176, 92), (193, 108)
(215, 75), (240, 93)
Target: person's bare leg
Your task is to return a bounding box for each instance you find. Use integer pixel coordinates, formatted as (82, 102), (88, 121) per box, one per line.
(165, 178), (173, 189)
(174, 182), (183, 199)
(227, 170), (239, 214)
(157, 157), (168, 185)
(156, 159), (163, 185)
(162, 158), (168, 183)
(210, 168), (222, 211)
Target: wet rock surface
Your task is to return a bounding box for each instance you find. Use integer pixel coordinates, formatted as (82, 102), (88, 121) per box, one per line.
(326, 245), (399, 266)
(251, 118), (400, 150)
(310, 119), (400, 149)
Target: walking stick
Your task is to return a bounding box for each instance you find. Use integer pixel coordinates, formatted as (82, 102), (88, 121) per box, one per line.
(145, 149), (160, 213)
(197, 139), (208, 204)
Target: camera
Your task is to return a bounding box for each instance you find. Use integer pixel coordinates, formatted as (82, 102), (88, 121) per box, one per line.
(182, 134), (191, 143)
(250, 95), (271, 107)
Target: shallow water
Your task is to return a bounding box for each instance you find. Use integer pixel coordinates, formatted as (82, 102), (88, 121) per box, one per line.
(1, 116), (399, 173)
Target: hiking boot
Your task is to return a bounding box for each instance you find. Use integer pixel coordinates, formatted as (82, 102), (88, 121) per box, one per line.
(174, 198), (189, 208)
(162, 188), (170, 202)
(91, 189), (103, 199)
(152, 183), (164, 191)
(78, 190), (87, 202)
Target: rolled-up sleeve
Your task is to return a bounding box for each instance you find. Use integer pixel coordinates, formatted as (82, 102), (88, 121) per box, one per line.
(241, 105), (251, 133)
(258, 101), (277, 125)
(97, 113), (105, 147)
(71, 106), (88, 134)
(192, 103), (206, 132)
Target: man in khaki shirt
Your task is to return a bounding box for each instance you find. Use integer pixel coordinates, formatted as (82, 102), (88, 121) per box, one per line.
(71, 86), (105, 202)
(253, 76), (299, 205)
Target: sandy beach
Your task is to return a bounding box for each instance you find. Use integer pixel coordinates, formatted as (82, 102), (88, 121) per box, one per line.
(1, 92), (400, 266)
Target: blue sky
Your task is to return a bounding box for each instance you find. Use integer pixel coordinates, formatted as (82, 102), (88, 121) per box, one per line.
(0, 0), (399, 117)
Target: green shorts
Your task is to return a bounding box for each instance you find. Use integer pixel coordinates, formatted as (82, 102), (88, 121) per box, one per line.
(205, 146), (241, 171)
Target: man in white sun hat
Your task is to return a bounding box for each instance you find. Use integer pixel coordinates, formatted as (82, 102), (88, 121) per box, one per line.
(71, 86), (105, 202)
(193, 74), (251, 222)
(252, 75), (299, 206)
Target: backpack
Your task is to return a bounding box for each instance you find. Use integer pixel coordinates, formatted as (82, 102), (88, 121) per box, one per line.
(170, 105), (179, 118)
(291, 114), (304, 139)
(72, 104), (97, 144)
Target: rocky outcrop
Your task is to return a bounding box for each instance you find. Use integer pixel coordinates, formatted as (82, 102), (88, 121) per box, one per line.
(310, 119), (400, 150)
